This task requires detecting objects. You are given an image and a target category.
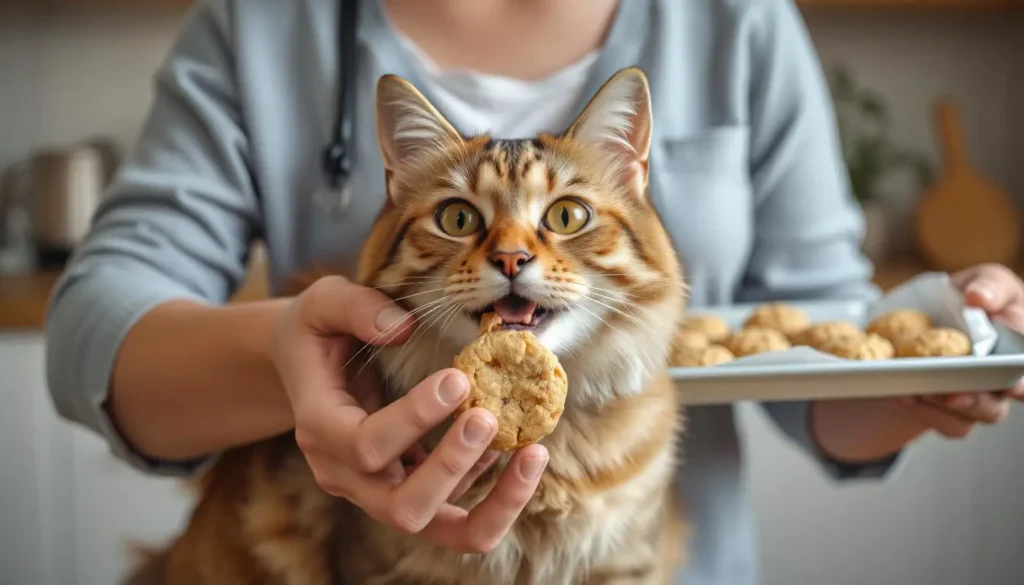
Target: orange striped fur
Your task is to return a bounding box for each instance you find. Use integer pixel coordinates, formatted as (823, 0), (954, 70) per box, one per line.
(124, 68), (689, 585)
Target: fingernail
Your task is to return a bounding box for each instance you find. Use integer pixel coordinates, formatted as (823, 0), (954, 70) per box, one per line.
(438, 372), (469, 406)
(969, 283), (996, 304)
(376, 307), (409, 332)
(463, 414), (494, 446)
(521, 456), (548, 481)
(950, 395), (975, 409)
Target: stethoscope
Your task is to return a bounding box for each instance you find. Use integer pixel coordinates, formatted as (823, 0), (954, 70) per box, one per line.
(316, 0), (359, 217)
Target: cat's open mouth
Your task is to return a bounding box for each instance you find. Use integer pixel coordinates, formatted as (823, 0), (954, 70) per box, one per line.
(473, 294), (556, 332)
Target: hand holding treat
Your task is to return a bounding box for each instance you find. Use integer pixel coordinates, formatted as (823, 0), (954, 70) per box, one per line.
(453, 313), (568, 451)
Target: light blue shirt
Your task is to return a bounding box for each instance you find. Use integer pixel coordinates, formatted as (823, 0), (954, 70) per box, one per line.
(44, 1), (903, 583)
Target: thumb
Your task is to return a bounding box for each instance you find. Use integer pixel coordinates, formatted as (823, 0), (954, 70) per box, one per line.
(299, 276), (415, 346)
(962, 279), (1010, 313)
(954, 265), (1022, 314)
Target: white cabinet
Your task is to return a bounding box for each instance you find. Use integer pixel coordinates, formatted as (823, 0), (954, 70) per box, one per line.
(0, 334), (194, 585)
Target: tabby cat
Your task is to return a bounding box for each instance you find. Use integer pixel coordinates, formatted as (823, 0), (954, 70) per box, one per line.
(125, 67), (689, 585)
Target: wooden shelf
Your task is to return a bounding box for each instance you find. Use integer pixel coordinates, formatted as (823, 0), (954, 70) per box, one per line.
(13, 0), (1024, 10)
(798, 0), (1024, 8)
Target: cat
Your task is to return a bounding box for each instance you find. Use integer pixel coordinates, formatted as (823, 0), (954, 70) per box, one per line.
(124, 66), (689, 585)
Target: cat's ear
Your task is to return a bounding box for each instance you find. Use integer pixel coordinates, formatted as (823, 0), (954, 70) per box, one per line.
(566, 67), (652, 198)
(375, 74), (462, 172)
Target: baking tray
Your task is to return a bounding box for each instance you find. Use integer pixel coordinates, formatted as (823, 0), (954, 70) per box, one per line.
(670, 274), (1024, 406)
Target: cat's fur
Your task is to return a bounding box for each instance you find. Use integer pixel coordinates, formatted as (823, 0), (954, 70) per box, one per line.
(124, 67), (689, 585)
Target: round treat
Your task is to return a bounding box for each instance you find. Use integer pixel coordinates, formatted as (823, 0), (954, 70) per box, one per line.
(670, 329), (710, 365)
(821, 333), (894, 360)
(867, 309), (934, 345)
(723, 326), (791, 357)
(679, 314), (731, 344)
(673, 345), (736, 367)
(743, 302), (809, 340)
(792, 321), (864, 350)
(895, 327), (972, 358)
(453, 328), (568, 451)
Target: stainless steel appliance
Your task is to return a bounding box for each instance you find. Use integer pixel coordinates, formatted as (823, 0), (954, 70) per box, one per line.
(0, 138), (119, 269)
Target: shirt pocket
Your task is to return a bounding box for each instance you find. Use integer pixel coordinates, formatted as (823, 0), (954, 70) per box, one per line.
(649, 125), (754, 304)
(653, 125), (750, 185)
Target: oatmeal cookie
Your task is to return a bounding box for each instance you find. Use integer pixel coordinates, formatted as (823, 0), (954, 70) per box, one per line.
(670, 328), (710, 366)
(743, 302), (809, 340)
(673, 344), (736, 367)
(820, 333), (894, 360)
(867, 309), (934, 345)
(895, 327), (972, 358)
(679, 314), (731, 343)
(453, 314), (568, 451)
(723, 326), (791, 357)
(792, 321), (864, 350)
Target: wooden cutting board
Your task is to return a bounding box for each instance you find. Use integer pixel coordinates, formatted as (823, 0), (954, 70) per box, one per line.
(915, 98), (1021, 272)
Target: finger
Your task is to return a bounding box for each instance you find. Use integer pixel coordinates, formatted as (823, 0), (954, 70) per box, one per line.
(283, 333), (362, 413)
(423, 445), (549, 554)
(937, 393), (1012, 424)
(1001, 381), (1024, 402)
(990, 303), (1024, 332)
(352, 369), (471, 473)
(448, 450), (502, 504)
(300, 275), (416, 345)
(387, 408), (498, 534)
(898, 398), (975, 439)
(953, 264), (1023, 314)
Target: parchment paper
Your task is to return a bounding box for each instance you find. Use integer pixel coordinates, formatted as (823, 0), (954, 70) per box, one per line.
(713, 272), (998, 368)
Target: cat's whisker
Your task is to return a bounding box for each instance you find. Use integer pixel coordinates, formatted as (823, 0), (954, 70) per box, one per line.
(585, 284), (643, 301)
(573, 300), (630, 343)
(586, 289), (649, 313)
(433, 301), (465, 370)
(365, 298), (458, 383)
(340, 297), (452, 372)
(382, 298), (461, 384)
(369, 278), (449, 290)
(591, 271), (684, 290)
(386, 287), (449, 304)
(583, 294), (657, 337)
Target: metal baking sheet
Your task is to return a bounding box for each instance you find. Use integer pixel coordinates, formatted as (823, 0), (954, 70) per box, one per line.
(670, 299), (1024, 405)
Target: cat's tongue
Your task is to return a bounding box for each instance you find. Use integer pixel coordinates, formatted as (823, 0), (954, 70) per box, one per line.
(492, 295), (537, 326)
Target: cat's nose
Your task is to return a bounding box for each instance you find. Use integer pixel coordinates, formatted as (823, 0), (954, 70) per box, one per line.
(489, 250), (535, 279)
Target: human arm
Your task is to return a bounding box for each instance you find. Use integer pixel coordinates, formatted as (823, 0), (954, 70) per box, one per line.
(740, 1), (1024, 475)
(45, 0), (271, 473)
(737, 0), (913, 478)
(45, 0), (544, 551)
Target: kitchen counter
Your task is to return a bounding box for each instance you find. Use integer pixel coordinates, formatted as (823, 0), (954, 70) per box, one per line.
(1, 258), (1020, 331)
(0, 247), (270, 331)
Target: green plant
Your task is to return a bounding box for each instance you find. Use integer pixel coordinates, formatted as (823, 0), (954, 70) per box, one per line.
(828, 66), (934, 205)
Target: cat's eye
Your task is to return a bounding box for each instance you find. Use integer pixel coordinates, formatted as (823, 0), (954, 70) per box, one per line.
(436, 200), (482, 237)
(544, 199), (590, 235)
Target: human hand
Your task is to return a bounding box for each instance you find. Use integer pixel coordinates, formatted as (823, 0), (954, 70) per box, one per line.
(894, 263), (1024, 439)
(272, 275), (549, 553)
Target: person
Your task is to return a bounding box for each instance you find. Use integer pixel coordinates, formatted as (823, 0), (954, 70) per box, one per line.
(43, 0), (1024, 583)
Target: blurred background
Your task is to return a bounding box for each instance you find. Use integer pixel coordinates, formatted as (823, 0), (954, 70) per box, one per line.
(3, 1), (1024, 584)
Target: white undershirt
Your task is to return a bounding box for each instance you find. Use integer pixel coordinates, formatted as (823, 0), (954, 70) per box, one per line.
(395, 33), (599, 139)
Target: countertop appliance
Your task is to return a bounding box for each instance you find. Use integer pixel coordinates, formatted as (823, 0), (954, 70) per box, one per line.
(0, 138), (119, 269)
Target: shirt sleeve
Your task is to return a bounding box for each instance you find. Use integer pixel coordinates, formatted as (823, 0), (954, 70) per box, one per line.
(44, 0), (261, 477)
(736, 0), (907, 481)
